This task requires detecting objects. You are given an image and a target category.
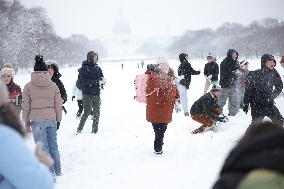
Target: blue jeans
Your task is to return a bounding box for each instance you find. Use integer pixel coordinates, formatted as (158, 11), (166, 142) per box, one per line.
(31, 120), (61, 176)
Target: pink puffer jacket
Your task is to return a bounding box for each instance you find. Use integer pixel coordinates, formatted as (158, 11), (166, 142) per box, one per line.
(22, 71), (62, 123)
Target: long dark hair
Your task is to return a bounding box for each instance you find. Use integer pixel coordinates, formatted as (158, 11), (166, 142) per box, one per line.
(0, 104), (25, 137)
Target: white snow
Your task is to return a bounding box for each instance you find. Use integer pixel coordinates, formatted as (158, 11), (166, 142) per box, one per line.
(15, 58), (284, 189)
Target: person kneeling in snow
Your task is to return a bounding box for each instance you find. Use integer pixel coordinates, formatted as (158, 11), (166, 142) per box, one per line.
(190, 85), (228, 134)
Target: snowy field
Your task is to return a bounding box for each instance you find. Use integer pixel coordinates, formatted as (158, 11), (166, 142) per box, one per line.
(15, 58), (284, 189)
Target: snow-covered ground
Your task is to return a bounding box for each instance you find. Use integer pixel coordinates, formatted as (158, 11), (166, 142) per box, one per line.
(15, 58), (284, 189)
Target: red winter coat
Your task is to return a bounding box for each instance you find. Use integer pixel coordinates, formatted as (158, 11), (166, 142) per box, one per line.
(146, 72), (179, 123)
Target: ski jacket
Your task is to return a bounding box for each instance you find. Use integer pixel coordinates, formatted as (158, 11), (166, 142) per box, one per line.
(204, 62), (219, 82)
(190, 92), (220, 121)
(243, 68), (283, 108)
(146, 71), (179, 123)
(178, 61), (200, 89)
(78, 61), (104, 96)
(22, 71), (62, 123)
(219, 49), (240, 88)
(213, 127), (284, 189)
(51, 73), (67, 104)
(0, 125), (54, 189)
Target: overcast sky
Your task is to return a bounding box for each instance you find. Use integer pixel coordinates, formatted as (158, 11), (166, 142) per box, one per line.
(20, 0), (284, 39)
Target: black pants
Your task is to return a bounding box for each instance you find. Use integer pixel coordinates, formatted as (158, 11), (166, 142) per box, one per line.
(251, 105), (284, 126)
(77, 100), (83, 114)
(152, 123), (168, 152)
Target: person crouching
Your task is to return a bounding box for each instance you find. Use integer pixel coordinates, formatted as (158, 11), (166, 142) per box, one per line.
(190, 85), (228, 134)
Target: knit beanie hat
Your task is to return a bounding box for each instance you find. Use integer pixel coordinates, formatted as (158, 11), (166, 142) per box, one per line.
(34, 55), (47, 71)
(0, 80), (8, 106)
(0, 67), (15, 79)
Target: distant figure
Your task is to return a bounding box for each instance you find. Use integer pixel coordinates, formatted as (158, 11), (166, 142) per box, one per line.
(218, 49), (240, 116)
(137, 62), (140, 69)
(121, 63), (124, 70)
(203, 53), (219, 94)
(280, 56), (284, 69)
(213, 121), (284, 189)
(177, 53), (200, 116)
(243, 54), (283, 126)
(141, 60), (145, 69)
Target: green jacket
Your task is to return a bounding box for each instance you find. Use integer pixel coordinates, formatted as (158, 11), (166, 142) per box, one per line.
(237, 169), (284, 189)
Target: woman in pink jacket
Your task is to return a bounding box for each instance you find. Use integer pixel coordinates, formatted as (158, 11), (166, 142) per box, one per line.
(22, 55), (62, 178)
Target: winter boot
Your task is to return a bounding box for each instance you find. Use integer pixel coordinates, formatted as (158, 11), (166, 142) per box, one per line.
(184, 112), (190, 116)
(154, 150), (163, 155)
(191, 127), (204, 134)
(91, 126), (98, 134)
(76, 129), (82, 135)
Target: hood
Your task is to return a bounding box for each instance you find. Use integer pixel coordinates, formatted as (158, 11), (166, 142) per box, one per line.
(31, 71), (53, 87)
(227, 49), (239, 60)
(179, 53), (188, 62)
(261, 54), (276, 68)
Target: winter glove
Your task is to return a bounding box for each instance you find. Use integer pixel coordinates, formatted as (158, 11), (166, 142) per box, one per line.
(57, 122), (60, 130)
(218, 116), (228, 123)
(243, 104), (249, 114)
(72, 96), (75, 101)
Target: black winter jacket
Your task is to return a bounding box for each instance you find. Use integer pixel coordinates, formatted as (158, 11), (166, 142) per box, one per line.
(79, 61), (104, 96)
(51, 73), (67, 104)
(178, 61), (200, 89)
(190, 92), (220, 120)
(219, 49), (240, 88)
(243, 67), (283, 108)
(204, 62), (219, 82)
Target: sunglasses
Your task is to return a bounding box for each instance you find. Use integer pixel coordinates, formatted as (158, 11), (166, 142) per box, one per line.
(207, 57), (213, 59)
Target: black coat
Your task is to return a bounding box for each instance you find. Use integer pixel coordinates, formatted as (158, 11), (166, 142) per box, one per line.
(51, 73), (67, 103)
(204, 62), (219, 82)
(79, 61), (104, 96)
(213, 129), (284, 189)
(243, 67), (283, 108)
(190, 92), (220, 120)
(178, 60), (200, 89)
(219, 49), (240, 88)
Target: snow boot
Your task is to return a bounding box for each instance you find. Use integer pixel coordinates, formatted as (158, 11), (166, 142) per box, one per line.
(154, 150), (163, 155)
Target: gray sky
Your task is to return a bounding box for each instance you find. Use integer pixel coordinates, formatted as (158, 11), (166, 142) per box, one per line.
(21, 0), (284, 39)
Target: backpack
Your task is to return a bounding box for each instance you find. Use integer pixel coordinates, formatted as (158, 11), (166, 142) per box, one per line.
(76, 74), (82, 90)
(134, 74), (149, 103)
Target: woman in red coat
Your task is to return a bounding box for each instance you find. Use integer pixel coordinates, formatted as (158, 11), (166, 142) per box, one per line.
(146, 57), (179, 154)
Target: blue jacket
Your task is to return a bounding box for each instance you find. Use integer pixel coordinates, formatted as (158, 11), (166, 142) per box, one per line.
(78, 61), (104, 96)
(0, 125), (54, 189)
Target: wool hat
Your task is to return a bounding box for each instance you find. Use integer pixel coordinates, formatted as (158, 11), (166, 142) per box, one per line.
(211, 84), (222, 92)
(0, 80), (8, 106)
(2, 63), (14, 68)
(34, 55), (47, 71)
(0, 67), (15, 78)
